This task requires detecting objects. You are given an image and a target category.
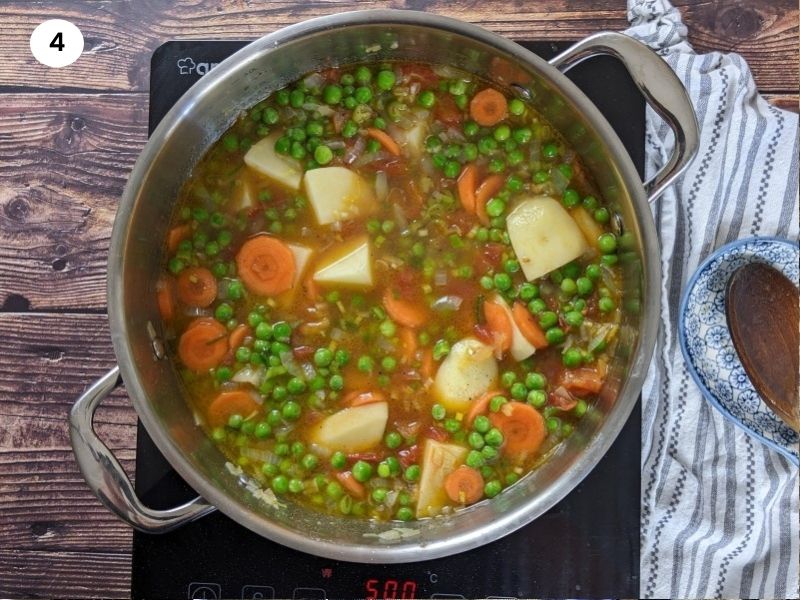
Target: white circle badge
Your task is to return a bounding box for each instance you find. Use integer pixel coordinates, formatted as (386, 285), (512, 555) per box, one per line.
(30, 19), (84, 68)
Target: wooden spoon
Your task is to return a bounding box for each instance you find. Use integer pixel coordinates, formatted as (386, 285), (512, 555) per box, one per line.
(726, 263), (800, 431)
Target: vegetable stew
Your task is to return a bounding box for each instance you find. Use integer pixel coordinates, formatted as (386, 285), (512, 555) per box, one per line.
(159, 62), (624, 521)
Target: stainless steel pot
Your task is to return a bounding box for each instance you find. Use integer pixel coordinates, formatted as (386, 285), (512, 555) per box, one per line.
(70, 10), (698, 563)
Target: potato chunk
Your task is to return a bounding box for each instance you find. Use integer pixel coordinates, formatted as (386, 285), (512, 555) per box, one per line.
(286, 243), (313, 287)
(507, 196), (588, 281)
(313, 235), (373, 289)
(416, 440), (468, 518)
(303, 166), (377, 225)
(309, 402), (388, 453)
(432, 337), (498, 413)
(243, 132), (303, 190)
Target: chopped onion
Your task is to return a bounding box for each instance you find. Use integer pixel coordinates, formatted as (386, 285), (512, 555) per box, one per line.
(303, 72), (324, 91)
(279, 351), (304, 378)
(409, 81), (420, 96)
(431, 295), (463, 311)
(392, 202), (408, 231)
(302, 102), (320, 112)
(326, 139), (346, 150)
(315, 105), (335, 117)
(445, 127), (465, 142)
(232, 366), (265, 388)
(550, 166), (569, 194)
(241, 447), (278, 464)
(301, 362), (317, 380)
(433, 269), (448, 286)
(330, 327), (346, 342)
(588, 323), (618, 353)
(375, 171), (389, 201)
(433, 64), (462, 78)
(183, 306), (212, 317)
(344, 136), (366, 164)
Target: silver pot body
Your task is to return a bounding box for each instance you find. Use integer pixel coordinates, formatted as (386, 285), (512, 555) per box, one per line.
(71, 10), (698, 563)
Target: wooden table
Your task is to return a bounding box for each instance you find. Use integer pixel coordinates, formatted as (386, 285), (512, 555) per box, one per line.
(0, 1), (796, 597)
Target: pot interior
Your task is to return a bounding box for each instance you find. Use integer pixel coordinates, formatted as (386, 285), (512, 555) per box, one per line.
(110, 11), (655, 562)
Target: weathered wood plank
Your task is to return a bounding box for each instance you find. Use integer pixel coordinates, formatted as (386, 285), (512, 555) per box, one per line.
(0, 0), (795, 93)
(0, 549), (130, 599)
(0, 93), (147, 311)
(0, 313), (137, 561)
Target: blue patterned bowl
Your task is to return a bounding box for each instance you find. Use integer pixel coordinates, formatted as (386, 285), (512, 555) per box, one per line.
(679, 237), (799, 466)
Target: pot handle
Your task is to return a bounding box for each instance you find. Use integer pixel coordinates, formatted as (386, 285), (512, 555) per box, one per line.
(549, 31), (699, 203)
(69, 366), (216, 533)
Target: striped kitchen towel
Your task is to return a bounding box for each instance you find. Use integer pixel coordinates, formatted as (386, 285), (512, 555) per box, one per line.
(624, 1), (800, 598)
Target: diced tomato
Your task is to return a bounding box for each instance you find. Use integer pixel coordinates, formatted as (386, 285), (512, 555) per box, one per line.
(398, 445), (419, 468)
(346, 451), (385, 463)
(549, 386), (578, 410)
(425, 426), (449, 442)
(434, 94), (462, 127)
(400, 64), (439, 87)
(292, 345), (315, 360)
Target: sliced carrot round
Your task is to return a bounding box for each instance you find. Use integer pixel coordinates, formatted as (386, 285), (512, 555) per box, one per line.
(235, 235), (296, 296)
(383, 289), (428, 329)
(176, 267), (218, 308)
(444, 465), (485, 505)
(511, 301), (548, 349)
(457, 163), (478, 214)
(178, 318), (229, 372)
(206, 390), (259, 428)
(156, 276), (176, 322)
(483, 299), (512, 355)
(469, 88), (508, 127)
(490, 402), (546, 457)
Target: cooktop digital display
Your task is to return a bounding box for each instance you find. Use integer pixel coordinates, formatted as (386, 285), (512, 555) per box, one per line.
(133, 39), (644, 600)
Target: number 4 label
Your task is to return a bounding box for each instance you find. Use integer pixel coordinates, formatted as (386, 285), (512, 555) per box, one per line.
(30, 19), (83, 67)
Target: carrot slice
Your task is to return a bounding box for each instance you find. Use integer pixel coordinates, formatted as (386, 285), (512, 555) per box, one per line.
(464, 389), (502, 428)
(167, 224), (191, 253)
(420, 348), (436, 380)
(469, 88), (508, 127)
(206, 390), (259, 428)
(336, 471), (367, 499)
(559, 367), (605, 396)
(178, 318), (229, 372)
(444, 465), (485, 505)
(511, 301), (548, 349)
(366, 128), (401, 156)
(483, 299), (512, 355)
(156, 276), (175, 322)
(457, 163), (478, 214)
(176, 267), (218, 308)
(382, 289), (428, 329)
(490, 402), (546, 457)
(474, 174), (505, 225)
(399, 327), (418, 364)
(343, 390), (386, 407)
(228, 324), (251, 351)
(235, 235), (296, 296)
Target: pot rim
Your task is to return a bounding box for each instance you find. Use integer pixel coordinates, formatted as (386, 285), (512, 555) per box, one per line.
(108, 9), (660, 563)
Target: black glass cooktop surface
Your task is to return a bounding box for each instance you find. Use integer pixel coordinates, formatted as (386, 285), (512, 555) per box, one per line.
(133, 39), (644, 600)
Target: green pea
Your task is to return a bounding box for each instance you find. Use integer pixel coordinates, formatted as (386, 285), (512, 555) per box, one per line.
(232, 346), (250, 363)
(384, 431), (402, 449)
(558, 163), (573, 181)
(545, 327), (565, 345)
(417, 90), (436, 108)
(598, 233), (617, 254)
(270, 321), (290, 342)
(352, 460), (373, 482)
(271, 475), (289, 494)
(211, 427), (226, 442)
(504, 259), (520, 274)
(353, 86), (373, 104)
(357, 355), (374, 372)
(431, 404), (446, 421)
(562, 188), (580, 208)
(564, 310), (584, 328)
(448, 80), (467, 96)
(262, 107), (279, 125)
(272, 386), (288, 402)
(525, 298), (545, 315)
(562, 347), (583, 367)
(488, 158), (505, 173)
(465, 449), (485, 469)
(222, 133), (239, 152)
(493, 124), (511, 141)
(546, 416), (561, 432)
(404, 465), (421, 482)
(381, 356), (397, 372)
(252, 421), (270, 439)
(510, 382), (527, 400)
(527, 389), (546, 408)
(354, 66), (372, 84)
(500, 371), (517, 388)
(313, 144), (333, 165)
(481, 445), (498, 460)
(300, 453), (318, 471)
(584, 264), (600, 281)
(601, 254), (619, 266)
(532, 170), (549, 184)
(484, 480), (502, 498)
(328, 374), (343, 391)
(478, 136), (498, 154)
(463, 121), (479, 137)
(376, 69), (396, 91)
(538, 311), (558, 330)
(493, 272), (512, 291)
(594, 207), (610, 223)
(489, 395), (507, 413)
(322, 84), (342, 105)
(214, 303), (233, 322)
(599, 296), (616, 312)
(516, 283), (536, 301)
(227, 413), (243, 430)
(443, 160), (461, 179)
(444, 418), (461, 433)
(542, 142), (559, 159)
(282, 401), (301, 421)
(330, 451), (346, 470)
(290, 441), (305, 457)
(506, 149), (523, 166)
(326, 480), (344, 500)
(479, 275), (494, 290)
(432, 339), (450, 361)
(274, 136), (291, 154)
(508, 98), (526, 116)
(485, 197), (506, 218)
(560, 278), (577, 296)
(468, 431), (485, 450)
(371, 488), (388, 504)
(574, 399), (588, 418)
(473, 415), (491, 434)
